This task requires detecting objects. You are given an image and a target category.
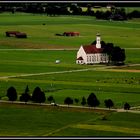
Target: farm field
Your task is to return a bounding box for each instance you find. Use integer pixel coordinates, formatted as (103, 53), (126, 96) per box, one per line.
(0, 12), (139, 49)
(0, 12), (139, 137)
(0, 103), (140, 136)
(0, 50), (139, 108)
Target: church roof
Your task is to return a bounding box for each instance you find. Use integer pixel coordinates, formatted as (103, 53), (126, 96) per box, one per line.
(83, 45), (104, 54)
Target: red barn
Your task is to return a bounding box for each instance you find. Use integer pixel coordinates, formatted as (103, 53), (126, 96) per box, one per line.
(5, 31), (20, 37)
(63, 32), (80, 36)
(5, 31), (27, 38)
(15, 33), (27, 38)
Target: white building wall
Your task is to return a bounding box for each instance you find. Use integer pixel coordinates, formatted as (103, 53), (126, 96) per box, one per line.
(76, 46), (109, 64)
(76, 46), (87, 64)
(86, 53), (109, 64)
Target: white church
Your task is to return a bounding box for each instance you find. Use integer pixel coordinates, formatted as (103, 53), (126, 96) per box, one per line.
(76, 33), (109, 64)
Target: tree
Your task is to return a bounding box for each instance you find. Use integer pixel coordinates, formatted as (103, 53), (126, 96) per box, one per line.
(64, 97), (73, 106)
(47, 95), (54, 103)
(124, 102), (130, 110)
(20, 93), (31, 103)
(25, 85), (29, 94)
(19, 85), (31, 103)
(86, 4), (94, 16)
(74, 98), (79, 104)
(104, 99), (114, 109)
(111, 46), (126, 65)
(6, 86), (17, 102)
(38, 91), (46, 103)
(81, 96), (86, 106)
(32, 86), (46, 103)
(87, 93), (100, 108)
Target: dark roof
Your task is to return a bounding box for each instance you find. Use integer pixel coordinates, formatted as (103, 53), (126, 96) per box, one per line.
(83, 45), (104, 54)
(63, 32), (79, 35)
(77, 57), (83, 60)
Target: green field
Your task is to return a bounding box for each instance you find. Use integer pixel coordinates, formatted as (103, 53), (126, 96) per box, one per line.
(0, 12), (140, 49)
(0, 103), (140, 136)
(0, 50), (139, 108)
(0, 12), (139, 137)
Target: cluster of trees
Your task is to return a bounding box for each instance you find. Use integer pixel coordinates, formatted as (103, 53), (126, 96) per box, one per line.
(6, 85), (54, 104)
(0, 3), (139, 20)
(95, 7), (140, 20)
(95, 7), (127, 20)
(91, 40), (126, 65)
(5, 86), (131, 110)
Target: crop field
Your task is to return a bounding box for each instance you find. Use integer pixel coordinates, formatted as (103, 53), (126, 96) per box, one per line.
(0, 12), (139, 136)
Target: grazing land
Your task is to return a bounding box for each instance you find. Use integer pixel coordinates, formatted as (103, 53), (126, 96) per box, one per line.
(0, 13), (140, 49)
(0, 103), (140, 136)
(0, 12), (139, 136)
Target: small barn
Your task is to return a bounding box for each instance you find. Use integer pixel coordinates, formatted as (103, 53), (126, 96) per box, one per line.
(5, 31), (20, 37)
(5, 31), (27, 38)
(15, 33), (27, 38)
(63, 32), (80, 36)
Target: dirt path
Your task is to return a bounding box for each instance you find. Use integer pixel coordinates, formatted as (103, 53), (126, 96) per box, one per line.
(0, 64), (139, 80)
(103, 69), (140, 73)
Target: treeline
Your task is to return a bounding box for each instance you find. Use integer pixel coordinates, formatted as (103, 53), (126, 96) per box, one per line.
(4, 85), (131, 110)
(0, 3), (140, 20)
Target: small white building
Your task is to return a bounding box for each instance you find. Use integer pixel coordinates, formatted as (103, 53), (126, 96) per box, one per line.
(76, 33), (109, 64)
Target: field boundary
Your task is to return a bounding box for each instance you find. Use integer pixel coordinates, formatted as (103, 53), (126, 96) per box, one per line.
(0, 64), (139, 80)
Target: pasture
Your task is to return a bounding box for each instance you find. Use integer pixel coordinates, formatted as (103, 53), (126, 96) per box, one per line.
(0, 12), (139, 136)
(0, 12), (140, 49)
(0, 103), (140, 136)
(0, 50), (139, 108)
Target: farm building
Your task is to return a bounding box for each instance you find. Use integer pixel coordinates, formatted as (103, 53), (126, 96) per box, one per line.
(63, 32), (80, 36)
(5, 31), (20, 37)
(5, 31), (27, 38)
(15, 33), (27, 38)
(76, 33), (109, 64)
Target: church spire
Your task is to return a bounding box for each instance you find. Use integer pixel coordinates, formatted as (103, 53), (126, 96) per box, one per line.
(96, 33), (101, 48)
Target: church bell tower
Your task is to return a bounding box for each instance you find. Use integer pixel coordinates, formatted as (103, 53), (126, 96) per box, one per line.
(96, 33), (101, 49)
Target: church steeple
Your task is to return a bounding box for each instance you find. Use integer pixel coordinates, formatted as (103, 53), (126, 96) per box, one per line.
(96, 33), (101, 48)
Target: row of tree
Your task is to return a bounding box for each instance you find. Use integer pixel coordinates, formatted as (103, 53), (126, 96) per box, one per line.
(0, 3), (139, 20)
(5, 85), (130, 110)
(64, 93), (130, 110)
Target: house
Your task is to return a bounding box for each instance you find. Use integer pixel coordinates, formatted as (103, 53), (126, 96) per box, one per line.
(76, 33), (109, 64)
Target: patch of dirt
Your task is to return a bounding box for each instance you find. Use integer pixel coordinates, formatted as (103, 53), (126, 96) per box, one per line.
(107, 69), (140, 73)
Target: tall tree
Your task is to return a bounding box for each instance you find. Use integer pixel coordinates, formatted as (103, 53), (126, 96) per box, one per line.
(47, 95), (54, 103)
(6, 86), (17, 102)
(25, 85), (29, 94)
(81, 96), (86, 106)
(104, 99), (114, 109)
(124, 102), (130, 110)
(74, 98), (79, 104)
(64, 97), (73, 106)
(32, 86), (46, 103)
(111, 46), (126, 65)
(20, 85), (31, 103)
(87, 93), (100, 108)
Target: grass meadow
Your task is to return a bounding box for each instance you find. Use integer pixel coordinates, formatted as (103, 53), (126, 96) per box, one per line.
(0, 103), (140, 136)
(0, 12), (139, 136)
(0, 12), (139, 49)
